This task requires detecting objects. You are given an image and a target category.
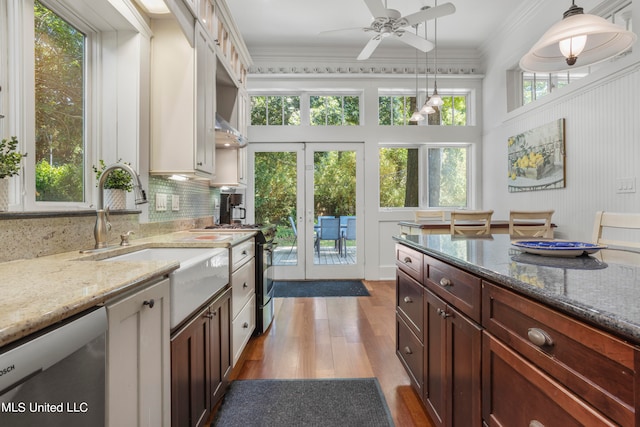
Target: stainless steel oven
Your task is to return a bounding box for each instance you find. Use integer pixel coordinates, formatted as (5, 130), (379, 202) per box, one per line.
(257, 238), (275, 335)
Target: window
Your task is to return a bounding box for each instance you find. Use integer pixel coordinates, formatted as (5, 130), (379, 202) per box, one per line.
(34, 0), (86, 202)
(251, 95), (300, 125)
(378, 96), (417, 125)
(440, 95), (467, 126)
(379, 145), (468, 208)
(310, 95), (359, 126)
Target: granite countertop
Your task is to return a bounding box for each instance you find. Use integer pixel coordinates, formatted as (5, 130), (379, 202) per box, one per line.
(0, 230), (257, 348)
(394, 233), (640, 344)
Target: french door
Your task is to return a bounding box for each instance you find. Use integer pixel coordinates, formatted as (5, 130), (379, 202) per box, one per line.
(247, 142), (364, 280)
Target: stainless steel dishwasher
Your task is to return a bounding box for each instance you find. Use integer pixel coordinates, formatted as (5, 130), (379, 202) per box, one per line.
(0, 306), (107, 426)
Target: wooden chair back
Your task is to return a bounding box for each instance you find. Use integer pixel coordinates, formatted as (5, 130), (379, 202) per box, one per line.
(414, 210), (446, 222)
(450, 210), (494, 236)
(509, 210), (555, 239)
(592, 211), (640, 249)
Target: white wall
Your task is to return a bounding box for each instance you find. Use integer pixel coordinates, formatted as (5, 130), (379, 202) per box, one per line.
(482, 0), (640, 242)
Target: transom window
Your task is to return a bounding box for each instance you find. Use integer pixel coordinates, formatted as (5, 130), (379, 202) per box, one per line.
(378, 94), (467, 126)
(250, 95), (301, 125)
(379, 145), (468, 208)
(310, 95), (359, 126)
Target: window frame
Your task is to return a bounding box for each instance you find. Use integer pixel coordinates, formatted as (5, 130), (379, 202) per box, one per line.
(378, 143), (471, 210)
(308, 93), (361, 126)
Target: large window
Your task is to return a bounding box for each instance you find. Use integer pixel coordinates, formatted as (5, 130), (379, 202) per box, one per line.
(310, 95), (359, 126)
(251, 95), (300, 125)
(34, 0), (86, 202)
(379, 146), (468, 208)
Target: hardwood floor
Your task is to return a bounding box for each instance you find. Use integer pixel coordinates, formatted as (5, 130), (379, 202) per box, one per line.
(222, 280), (433, 426)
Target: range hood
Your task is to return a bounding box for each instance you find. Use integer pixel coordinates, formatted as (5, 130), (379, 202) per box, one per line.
(215, 113), (247, 148)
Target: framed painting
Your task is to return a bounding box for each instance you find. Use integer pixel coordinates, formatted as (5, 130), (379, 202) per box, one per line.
(508, 119), (566, 193)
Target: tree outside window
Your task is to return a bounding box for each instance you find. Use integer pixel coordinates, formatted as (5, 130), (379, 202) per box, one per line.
(34, 0), (86, 202)
(251, 95), (300, 125)
(310, 95), (359, 126)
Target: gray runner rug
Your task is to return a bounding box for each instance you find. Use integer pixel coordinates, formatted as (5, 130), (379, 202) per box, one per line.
(273, 280), (370, 298)
(212, 378), (394, 426)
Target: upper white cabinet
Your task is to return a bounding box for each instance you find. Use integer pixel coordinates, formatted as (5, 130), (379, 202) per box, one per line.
(150, 19), (216, 179)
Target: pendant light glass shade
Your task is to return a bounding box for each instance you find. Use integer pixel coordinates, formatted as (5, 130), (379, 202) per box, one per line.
(410, 109), (425, 122)
(427, 82), (443, 107)
(520, 2), (637, 72)
(420, 102), (435, 115)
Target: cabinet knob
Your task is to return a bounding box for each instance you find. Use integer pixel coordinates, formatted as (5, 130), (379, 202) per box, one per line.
(143, 299), (155, 309)
(204, 312), (214, 319)
(243, 282), (248, 288)
(439, 277), (452, 287)
(436, 308), (451, 319)
(403, 346), (412, 355)
(403, 296), (413, 304)
(403, 257), (412, 263)
(197, 162), (203, 166)
(243, 322), (249, 328)
(242, 250), (248, 255)
(527, 328), (554, 347)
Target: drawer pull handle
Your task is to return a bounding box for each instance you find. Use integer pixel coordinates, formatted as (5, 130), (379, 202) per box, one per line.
(243, 282), (248, 288)
(143, 299), (155, 309)
(439, 277), (452, 287)
(403, 296), (413, 304)
(527, 328), (554, 347)
(403, 346), (412, 355)
(204, 312), (213, 319)
(403, 257), (412, 263)
(436, 308), (451, 319)
(529, 421), (544, 427)
(243, 322), (249, 328)
(242, 250), (248, 255)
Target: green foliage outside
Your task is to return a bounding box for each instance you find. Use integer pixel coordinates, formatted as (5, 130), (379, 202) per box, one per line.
(310, 96), (359, 126)
(34, 0), (85, 202)
(251, 96), (300, 125)
(440, 96), (467, 126)
(379, 147), (418, 207)
(379, 96), (416, 125)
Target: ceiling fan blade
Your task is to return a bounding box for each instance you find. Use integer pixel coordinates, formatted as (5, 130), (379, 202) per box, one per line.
(395, 31), (434, 52)
(319, 27), (368, 36)
(362, 0), (387, 18)
(357, 36), (383, 60)
(400, 2), (456, 27)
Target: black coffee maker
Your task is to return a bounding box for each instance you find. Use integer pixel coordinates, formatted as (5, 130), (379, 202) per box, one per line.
(219, 193), (246, 224)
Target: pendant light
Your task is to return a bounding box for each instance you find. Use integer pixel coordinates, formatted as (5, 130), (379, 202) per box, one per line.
(426, 0), (443, 108)
(410, 36), (425, 123)
(420, 9), (435, 115)
(520, 1), (637, 72)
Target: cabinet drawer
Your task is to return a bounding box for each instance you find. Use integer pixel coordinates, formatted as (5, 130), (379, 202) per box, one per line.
(483, 332), (616, 426)
(396, 244), (423, 282)
(425, 255), (481, 323)
(232, 294), (255, 366)
(483, 282), (637, 426)
(232, 240), (255, 271)
(231, 258), (255, 319)
(396, 268), (424, 338)
(396, 314), (424, 394)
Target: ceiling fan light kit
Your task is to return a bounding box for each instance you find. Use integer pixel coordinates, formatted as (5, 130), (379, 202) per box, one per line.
(520, 0), (637, 72)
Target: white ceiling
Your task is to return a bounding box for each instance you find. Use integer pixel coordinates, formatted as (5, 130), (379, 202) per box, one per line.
(226, 0), (532, 59)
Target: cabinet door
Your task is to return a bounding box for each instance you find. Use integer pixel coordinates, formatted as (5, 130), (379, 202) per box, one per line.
(483, 332), (616, 426)
(424, 289), (482, 427)
(171, 308), (210, 427)
(195, 24), (216, 176)
(107, 278), (171, 427)
(209, 288), (232, 409)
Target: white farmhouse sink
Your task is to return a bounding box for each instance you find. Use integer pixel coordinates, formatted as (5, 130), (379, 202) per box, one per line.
(103, 247), (229, 329)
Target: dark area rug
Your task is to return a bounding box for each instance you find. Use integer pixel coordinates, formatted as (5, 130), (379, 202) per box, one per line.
(212, 378), (394, 426)
(273, 280), (370, 298)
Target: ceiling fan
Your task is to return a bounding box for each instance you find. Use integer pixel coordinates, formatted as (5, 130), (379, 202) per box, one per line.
(321, 0), (456, 60)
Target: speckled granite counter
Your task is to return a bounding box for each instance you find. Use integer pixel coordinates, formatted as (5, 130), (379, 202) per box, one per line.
(394, 233), (640, 344)
(0, 230), (256, 348)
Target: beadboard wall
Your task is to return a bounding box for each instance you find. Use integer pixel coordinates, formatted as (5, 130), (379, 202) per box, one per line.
(483, 59), (640, 243)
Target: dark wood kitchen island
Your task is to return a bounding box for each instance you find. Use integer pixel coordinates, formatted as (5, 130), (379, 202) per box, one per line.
(393, 233), (640, 427)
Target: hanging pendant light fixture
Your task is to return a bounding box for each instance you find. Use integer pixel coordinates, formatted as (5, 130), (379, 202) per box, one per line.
(410, 36), (426, 123)
(426, 0), (443, 108)
(520, 1), (637, 72)
(420, 9), (435, 115)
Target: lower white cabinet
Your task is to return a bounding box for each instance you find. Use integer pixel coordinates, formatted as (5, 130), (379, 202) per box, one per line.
(230, 247), (255, 366)
(106, 277), (171, 427)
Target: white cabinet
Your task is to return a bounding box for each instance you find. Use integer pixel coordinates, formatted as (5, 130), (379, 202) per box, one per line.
(230, 239), (255, 365)
(106, 277), (171, 427)
(150, 19), (216, 178)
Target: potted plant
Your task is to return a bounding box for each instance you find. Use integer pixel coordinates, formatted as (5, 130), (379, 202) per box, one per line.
(0, 136), (27, 211)
(93, 159), (133, 210)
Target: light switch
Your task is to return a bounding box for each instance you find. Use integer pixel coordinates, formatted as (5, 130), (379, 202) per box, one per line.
(172, 195), (180, 211)
(156, 193), (167, 211)
(616, 177), (636, 194)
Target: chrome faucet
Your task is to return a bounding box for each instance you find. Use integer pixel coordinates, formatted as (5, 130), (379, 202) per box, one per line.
(94, 163), (148, 249)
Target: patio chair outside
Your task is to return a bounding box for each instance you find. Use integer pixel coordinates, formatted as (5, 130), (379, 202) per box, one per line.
(315, 217), (341, 255)
(342, 217), (356, 257)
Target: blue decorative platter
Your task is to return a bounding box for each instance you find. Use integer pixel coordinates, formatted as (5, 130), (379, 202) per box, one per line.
(511, 240), (607, 257)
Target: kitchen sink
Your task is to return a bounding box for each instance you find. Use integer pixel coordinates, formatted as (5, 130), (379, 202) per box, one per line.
(102, 247), (229, 329)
